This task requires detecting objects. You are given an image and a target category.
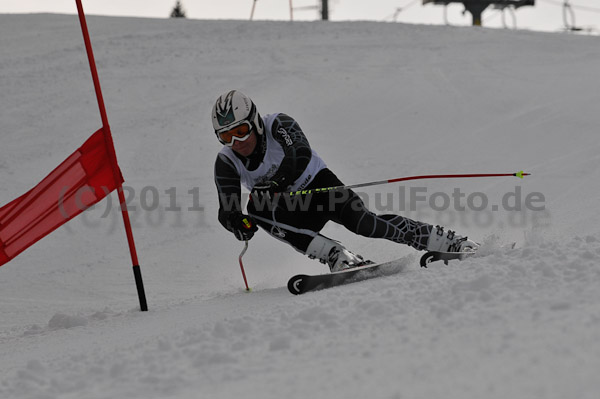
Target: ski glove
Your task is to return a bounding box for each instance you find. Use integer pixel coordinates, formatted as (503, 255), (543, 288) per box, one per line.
(227, 212), (258, 241)
(251, 180), (281, 202)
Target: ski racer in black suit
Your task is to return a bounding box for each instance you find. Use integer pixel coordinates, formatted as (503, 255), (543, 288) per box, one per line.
(213, 90), (478, 272)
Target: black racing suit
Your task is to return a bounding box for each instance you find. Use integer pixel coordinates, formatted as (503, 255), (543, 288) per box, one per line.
(214, 113), (433, 253)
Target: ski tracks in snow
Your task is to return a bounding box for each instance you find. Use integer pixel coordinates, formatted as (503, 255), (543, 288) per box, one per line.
(2, 236), (600, 399)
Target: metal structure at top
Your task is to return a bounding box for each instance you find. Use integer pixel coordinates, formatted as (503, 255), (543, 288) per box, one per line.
(423, 0), (535, 26)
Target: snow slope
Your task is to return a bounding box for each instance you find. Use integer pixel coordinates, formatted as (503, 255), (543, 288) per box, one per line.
(1, 14), (600, 399)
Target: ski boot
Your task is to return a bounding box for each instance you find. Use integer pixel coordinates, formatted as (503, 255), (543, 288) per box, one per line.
(426, 225), (479, 253)
(306, 235), (369, 273)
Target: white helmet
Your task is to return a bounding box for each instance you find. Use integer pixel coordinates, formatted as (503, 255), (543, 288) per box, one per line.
(212, 90), (264, 144)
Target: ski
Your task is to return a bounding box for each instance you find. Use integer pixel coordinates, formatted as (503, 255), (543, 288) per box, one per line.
(419, 250), (476, 268)
(287, 261), (401, 295)
(288, 242), (517, 295)
(287, 252), (470, 295)
(419, 241), (516, 268)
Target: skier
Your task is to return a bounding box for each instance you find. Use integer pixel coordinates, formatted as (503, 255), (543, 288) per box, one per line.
(213, 90), (478, 272)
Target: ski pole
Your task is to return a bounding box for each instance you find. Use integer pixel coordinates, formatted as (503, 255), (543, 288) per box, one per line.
(287, 171), (530, 196)
(238, 240), (251, 292)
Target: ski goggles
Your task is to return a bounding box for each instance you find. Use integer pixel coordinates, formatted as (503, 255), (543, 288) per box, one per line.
(216, 122), (253, 147)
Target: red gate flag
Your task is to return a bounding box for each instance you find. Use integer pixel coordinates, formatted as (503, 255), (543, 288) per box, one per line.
(0, 127), (123, 266)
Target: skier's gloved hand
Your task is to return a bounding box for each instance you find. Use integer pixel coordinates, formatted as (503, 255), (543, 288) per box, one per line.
(251, 180), (280, 202)
(227, 212), (258, 241)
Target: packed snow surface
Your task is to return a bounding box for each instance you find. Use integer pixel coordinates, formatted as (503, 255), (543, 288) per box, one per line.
(1, 14), (600, 399)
